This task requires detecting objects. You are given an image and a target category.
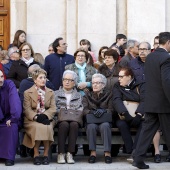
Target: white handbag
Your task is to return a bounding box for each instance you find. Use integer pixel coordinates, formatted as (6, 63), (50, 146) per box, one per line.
(119, 101), (139, 120)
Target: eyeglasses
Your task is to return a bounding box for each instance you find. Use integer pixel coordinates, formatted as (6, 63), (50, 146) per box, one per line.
(48, 49), (54, 52)
(11, 50), (20, 55)
(138, 48), (149, 52)
(14, 50), (19, 53)
(118, 75), (126, 79)
(92, 82), (104, 85)
(76, 55), (85, 58)
(21, 49), (31, 52)
(63, 78), (74, 82)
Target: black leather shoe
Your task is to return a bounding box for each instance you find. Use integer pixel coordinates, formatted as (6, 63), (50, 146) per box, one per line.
(132, 161), (149, 169)
(42, 156), (49, 165)
(105, 156), (112, 164)
(5, 160), (14, 166)
(33, 156), (41, 165)
(88, 155), (96, 163)
(166, 152), (170, 162)
(154, 154), (161, 163)
(20, 145), (27, 157)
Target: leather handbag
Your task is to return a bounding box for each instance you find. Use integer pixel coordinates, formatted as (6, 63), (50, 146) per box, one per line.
(86, 112), (112, 124)
(58, 108), (83, 126)
(118, 101), (139, 120)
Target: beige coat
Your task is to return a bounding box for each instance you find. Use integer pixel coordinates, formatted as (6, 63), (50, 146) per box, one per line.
(23, 85), (56, 148)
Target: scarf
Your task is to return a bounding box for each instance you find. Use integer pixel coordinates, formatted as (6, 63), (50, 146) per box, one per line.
(35, 85), (46, 114)
(75, 62), (86, 83)
(21, 57), (34, 66)
(125, 78), (135, 90)
(63, 88), (73, 109)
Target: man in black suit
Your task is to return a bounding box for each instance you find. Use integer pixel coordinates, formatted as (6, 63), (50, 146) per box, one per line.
(133, 32), (170, 169)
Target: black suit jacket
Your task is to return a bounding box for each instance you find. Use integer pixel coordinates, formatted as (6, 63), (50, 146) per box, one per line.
(145, 48), (170, 113)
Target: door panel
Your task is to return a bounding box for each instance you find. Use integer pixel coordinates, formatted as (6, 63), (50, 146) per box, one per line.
(0, 0), (10, 50)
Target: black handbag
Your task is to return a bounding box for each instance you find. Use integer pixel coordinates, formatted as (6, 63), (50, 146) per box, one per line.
(86, 112), (112, 124)
(58, 108), (83, 126)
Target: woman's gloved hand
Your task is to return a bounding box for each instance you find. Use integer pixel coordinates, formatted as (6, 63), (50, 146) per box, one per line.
(123, 111), (133, 122)
(95, 109), (107, 118)
(37, 114), (49, 124)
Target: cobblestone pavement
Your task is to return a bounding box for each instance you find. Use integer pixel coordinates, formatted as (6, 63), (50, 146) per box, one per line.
(0, 146), (170, 170)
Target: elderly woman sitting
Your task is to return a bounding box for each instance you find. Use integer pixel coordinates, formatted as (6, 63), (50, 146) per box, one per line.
(23, 68), (56, 165)
(55, 70), (83, 164)
(113, 67), (144, 162)
(83, 73), (114, 164)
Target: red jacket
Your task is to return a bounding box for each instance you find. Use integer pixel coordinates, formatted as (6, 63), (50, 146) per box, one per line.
(0, 63), (6, 79)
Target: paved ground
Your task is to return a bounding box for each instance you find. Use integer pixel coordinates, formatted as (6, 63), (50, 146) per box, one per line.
(0, 146), (170, 170)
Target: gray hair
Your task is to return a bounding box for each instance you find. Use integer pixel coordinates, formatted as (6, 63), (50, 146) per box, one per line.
(63, 70), (78, 85)
(28, 64), (41, 77)
(92, 73), (107, 87)
(8, 46), (19, 58)
(127, 39), (138, 50)
(139, 41), (151, 50)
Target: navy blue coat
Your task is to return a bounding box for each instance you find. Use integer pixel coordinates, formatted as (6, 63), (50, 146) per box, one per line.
(44, 53), (74, 90)
(129, 57), (145, 82)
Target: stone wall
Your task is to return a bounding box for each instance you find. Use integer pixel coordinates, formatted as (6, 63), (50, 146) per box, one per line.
(10, 0), (169, 59)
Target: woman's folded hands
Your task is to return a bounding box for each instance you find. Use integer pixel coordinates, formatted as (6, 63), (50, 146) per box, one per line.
(36, 114), (50, 125)
(90, 109), (107, 118)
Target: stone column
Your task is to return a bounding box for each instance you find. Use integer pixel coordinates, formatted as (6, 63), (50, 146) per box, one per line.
(116, 0), (127, 35)
(10, 0), (27, 42)
(127, 0), (165, 44)
(166, 0), (170, 31)
(66, 0), (78, 55)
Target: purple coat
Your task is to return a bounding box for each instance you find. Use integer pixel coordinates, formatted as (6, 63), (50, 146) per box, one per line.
(0, 80), (22, 161)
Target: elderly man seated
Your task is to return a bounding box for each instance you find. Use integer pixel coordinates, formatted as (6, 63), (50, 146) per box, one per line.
(3, 46), (20, 76)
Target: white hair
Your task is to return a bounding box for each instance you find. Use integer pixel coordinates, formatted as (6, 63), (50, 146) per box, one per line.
(127, 39), (138, 50)
(63, 70), (78, 85)
(8, 46), (19, 58)
(92, 73), (107, 87)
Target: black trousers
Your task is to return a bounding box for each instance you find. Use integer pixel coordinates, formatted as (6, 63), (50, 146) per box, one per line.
(116, 119), (142, 153)
(134, 113), (170, 163)
(58, 121), (79, 153)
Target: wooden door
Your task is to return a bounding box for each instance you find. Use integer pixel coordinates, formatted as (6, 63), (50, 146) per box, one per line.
(0, 0), (10, 50)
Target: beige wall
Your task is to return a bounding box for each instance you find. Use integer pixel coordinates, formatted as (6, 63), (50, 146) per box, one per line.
(11, 0), (168, 58)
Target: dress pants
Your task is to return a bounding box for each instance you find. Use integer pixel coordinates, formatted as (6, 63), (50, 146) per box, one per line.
(58, 121), (79, 153)
(116, 119), (142, 153)
(134, 113), (170, 163)
(86, 122), (111, 152)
